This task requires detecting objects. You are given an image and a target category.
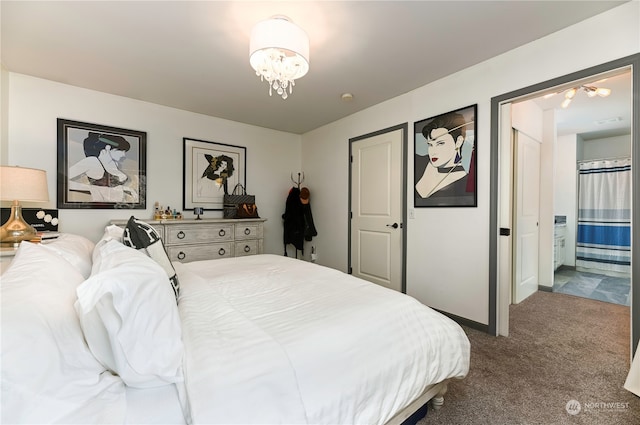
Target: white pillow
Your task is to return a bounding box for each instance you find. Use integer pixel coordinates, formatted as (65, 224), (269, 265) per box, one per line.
(41, 233), (95, 279)
(75, 240), (184, 388)
(1, 242), (126, 424)
(100, 224), (125, 244)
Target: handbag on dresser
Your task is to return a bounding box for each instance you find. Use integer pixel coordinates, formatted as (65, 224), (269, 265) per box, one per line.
(236, 202), (259, 218)
(223, 184), (254, 219)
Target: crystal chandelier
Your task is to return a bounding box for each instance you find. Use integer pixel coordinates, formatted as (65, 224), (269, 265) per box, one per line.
(249, 16), (309, 100)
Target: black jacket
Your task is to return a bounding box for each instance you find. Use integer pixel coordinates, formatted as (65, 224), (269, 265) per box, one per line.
(283, 187), (317, 254)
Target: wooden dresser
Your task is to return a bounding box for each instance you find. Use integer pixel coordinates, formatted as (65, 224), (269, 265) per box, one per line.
(110, 218), (265, 263)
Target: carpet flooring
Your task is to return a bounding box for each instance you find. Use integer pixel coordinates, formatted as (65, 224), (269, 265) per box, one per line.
(419, 291), (639, 424)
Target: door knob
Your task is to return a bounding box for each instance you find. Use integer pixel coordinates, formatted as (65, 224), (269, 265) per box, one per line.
(386, 223), (399, 229)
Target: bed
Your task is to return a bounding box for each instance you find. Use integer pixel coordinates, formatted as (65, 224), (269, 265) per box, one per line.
(1, 227), (470, 424)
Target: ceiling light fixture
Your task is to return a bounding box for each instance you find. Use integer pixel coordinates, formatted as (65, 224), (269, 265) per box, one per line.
(249, 15), (309, 100)
(561, 85), (611, 109)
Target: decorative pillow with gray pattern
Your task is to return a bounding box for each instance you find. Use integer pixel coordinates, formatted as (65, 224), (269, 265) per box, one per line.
(123, 216), (180, 302)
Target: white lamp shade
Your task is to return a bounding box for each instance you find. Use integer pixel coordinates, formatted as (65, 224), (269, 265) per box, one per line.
(249, 16), (309, 76)
(0, 166), (49, 202)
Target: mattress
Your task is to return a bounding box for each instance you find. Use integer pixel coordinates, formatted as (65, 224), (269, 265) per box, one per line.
(174, 254), (469, 424)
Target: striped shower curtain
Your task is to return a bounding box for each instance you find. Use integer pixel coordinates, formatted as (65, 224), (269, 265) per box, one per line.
(576, 158), (631, 274)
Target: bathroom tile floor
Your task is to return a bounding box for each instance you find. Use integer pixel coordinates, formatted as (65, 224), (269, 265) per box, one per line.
(553, 268), (631, 306)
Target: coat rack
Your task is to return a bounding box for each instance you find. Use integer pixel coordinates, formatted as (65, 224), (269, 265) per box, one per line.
(285, 171), (311, 260)
(291, 172), (305, 188)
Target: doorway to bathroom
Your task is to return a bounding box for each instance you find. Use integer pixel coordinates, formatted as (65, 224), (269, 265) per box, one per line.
(529, 70), (633, 307)
(490, 54), (639, 356)
(507, 68), (632, 308)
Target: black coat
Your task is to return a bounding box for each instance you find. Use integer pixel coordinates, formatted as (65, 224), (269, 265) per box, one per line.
(283, 187), (317, 254)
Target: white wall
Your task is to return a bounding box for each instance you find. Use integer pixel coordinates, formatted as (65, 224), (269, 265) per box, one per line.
(580, 134), (632, 160)
(5, 74), (301, 252)
(1, 66), (8, 164)
(555, 134), (578, 267)
(540, 109), (557, 287)
(512, 101), (543, 142)
(301, 1), (639, 325)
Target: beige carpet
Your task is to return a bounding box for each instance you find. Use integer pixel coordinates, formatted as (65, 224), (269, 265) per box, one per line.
(419, 291), (640, 424)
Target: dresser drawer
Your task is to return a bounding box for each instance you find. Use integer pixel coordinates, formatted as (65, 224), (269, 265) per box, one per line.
(109, 218), (265, 263)
(167, 242), (234, 263)
(234, 240), (260, 257)
(165, 224), (234, 245)
(234, 222), (263, 240)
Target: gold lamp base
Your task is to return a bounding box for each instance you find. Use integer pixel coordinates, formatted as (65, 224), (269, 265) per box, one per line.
(0, 200), (37, 248)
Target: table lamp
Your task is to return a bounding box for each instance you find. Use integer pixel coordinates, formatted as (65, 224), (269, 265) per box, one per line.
(0, 166), (49, 246)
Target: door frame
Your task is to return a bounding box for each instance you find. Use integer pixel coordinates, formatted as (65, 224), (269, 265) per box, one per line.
(489, 53), (640, 357)
(348, 123), (408, 292)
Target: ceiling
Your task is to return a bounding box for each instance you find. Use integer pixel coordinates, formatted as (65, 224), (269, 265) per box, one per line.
(1, 1), (630, 135)
(528, 70), (632, 140)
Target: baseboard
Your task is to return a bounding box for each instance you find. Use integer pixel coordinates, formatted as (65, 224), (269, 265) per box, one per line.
(538, 285), (553, 293)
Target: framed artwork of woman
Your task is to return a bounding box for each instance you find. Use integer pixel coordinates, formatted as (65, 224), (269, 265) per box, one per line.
(182, 138), (246, 211)
(414, 104), (477, 207)
(57, 119), (146, 209)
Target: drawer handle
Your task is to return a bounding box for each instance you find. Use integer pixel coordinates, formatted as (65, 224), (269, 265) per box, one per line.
(244, 245), (251, 253)
(218, 248), (226, 256)
(219, 229), (226, 237)
(244, 228), (251, 235)
(177, 251), (186, 260)
(177, 231), (185, 239)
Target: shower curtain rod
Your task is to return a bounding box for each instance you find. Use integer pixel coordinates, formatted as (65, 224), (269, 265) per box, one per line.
(577, 156), (631, 164)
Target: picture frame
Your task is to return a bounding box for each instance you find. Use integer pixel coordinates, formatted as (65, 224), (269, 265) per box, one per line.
(57, 119), (146, 209)
(183, 138), (246, 211)
(414, 104), (477, 207)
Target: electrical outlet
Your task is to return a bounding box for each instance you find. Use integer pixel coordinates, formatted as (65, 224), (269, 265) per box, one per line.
(409, 209), (415, 219)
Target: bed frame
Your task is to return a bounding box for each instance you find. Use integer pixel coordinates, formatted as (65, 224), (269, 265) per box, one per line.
(385, 380), (449, 425)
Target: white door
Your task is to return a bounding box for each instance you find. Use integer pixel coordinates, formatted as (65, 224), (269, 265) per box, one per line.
(350, 129), (403, 292)
(513, 130), (541, 304)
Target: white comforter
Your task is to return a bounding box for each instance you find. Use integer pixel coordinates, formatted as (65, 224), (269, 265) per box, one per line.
(174, 254), (469, 425)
